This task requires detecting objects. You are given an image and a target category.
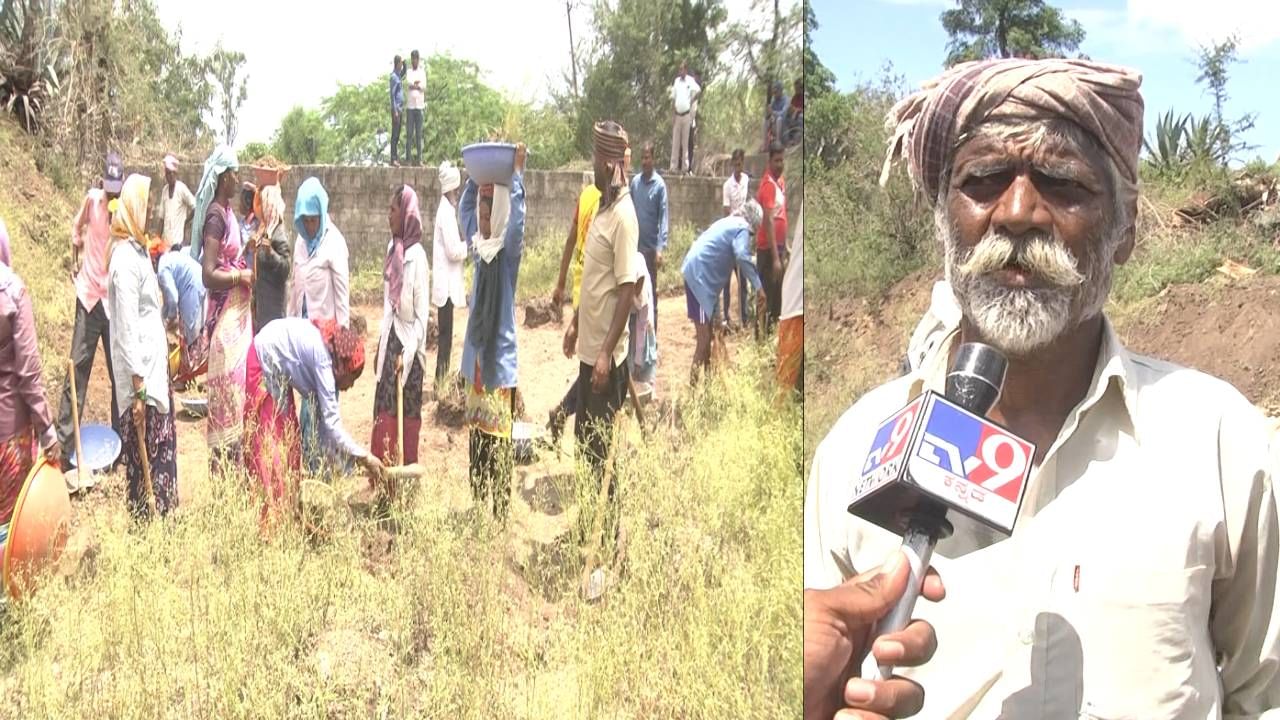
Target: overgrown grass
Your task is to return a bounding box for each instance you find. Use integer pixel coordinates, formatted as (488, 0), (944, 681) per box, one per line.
(0, 349), (801, 718)
(1111, 220), (1280, 306)
(516, 223), (699, 304)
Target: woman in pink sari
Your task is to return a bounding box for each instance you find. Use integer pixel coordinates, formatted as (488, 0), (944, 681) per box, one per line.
(193, 146), (254, 475)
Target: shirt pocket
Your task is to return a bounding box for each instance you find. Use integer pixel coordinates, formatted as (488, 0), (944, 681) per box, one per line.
(1076, 564), (1209, 720)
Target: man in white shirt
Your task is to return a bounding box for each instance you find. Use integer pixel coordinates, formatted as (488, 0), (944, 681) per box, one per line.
(404, 50), (427, 166)
(805, 58), (1280, 719)
(432, 161), (467, 385)
(157, 154), (195, 251)
(669, 60), (700, 175)
(720, 148), (750, 326)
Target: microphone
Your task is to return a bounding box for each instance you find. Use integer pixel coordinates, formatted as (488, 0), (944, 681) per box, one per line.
(850, 343), (1034, 682)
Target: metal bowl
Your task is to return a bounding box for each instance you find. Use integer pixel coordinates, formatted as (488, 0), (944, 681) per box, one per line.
(69, 424), (121, 472)
(180, 396), (208, 417)
(512, 421), (546, 465)
(461, 142), (516, 186)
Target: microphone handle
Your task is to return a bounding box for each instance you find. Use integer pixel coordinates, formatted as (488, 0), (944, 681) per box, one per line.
(858, 521), (938, 682)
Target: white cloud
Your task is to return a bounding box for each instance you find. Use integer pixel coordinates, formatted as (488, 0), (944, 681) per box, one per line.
(1125, 0), (1280, 52)
(155, 0), (771, 148)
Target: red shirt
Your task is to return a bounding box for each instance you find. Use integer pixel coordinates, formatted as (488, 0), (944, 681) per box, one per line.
(756, 170), (787, 250)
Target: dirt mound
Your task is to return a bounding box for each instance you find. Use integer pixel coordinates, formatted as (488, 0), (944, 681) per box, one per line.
(1117, 275), (1280, 412)
(524, 297), (563, 329)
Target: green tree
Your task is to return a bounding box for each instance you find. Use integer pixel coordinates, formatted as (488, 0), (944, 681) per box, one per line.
(940, 0), (1084, 67)
(207, 43), (248, 146)
(419, 54), (505, 164)
(727, 0), (802, 87)
(802, 0), (835, 99)
(576, 0), (728, 160)
(271, 106), (337, 164)
(1192, 34), (1256, 164)
(240, 141), (271, 163)
(321, 78), (388, 164)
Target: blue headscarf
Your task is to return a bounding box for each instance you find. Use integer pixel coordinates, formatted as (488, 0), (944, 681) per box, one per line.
(189, 145), (239, 262)
(294, 177), (330, 256)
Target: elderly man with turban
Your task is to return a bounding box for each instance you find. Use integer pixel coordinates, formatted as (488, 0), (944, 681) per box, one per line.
(563, 120), (641, 575)
(803, 59), (1280, 719)
(432, 161), (467, 385)
(459, 143), (528, 524)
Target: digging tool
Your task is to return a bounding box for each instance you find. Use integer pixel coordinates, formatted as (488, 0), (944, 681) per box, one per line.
(68, 359), (85, 489)
(397, 361), (405, 467)
(134, 396), (158, 518)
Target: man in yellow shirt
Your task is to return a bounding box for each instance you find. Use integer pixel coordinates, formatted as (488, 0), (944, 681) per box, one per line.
(549, 175), (603, 443)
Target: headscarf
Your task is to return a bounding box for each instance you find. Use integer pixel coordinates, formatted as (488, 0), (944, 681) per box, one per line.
(385, 185), (423, 312)
(294, 177), (331, 256)
(464, 180), (513, 379)
(242, 181), (259, 222)
(312, 318), (365, 379)
(260, 184), (286, 230)
(438, 161), (461, 195)
(593, 120), (630, 206)
(0, 217), (9, 266)
(190, 145), (239, 261)
(880, 58), (1145, 206)
(163, 154), (178, 172)
(110, 174), (151, 246)
(741, 199), (763, 231)
(472, 183), (510, 264)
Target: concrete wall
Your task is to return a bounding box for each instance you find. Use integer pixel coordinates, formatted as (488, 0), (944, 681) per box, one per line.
(128, 164), (797, 266)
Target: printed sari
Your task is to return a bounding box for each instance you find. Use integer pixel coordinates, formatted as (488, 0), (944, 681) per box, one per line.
(203, 203), (252, 472)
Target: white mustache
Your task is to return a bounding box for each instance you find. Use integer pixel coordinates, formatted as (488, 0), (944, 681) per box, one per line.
(956, 233), (1085, 287)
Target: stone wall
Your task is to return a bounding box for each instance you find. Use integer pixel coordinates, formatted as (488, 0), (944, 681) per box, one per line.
(128, 164), (801, 266)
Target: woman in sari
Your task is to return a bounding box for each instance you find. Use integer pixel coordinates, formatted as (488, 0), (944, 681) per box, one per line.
(0, 219), (61, 538)
(109, 175), (179, 518)
(460, 143), (527, 524)
(288, 177), (351, 476)
(194, 146), (254, 475)
(244, 316), (383, 525)
(371, 185), (429, 487)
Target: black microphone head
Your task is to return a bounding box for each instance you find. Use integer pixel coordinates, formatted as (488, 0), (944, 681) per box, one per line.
(945, 343), (1007, 416)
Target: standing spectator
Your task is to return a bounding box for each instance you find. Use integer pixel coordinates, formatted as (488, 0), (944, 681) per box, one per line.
(756, 142), (787, 337)
(763, 81), (789, 150)
(569, 121), (639, 575)
(389, 55), (405, 167)
(157, 154), (195, 252)
(432, 161), (467, 385)
(687, 68), (701, 173)
(721, 148), (750, 327)
(629, 141), (668, 336)
(404, 50), (427, 166)
(785, 76), (804, 146)
(56, 151), (125, 469)
(669, 61), (700, 174)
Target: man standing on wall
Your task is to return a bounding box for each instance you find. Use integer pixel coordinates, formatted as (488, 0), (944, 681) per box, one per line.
(57, 151), (125, 468)
(157, 154), (195, 253)
(404, 50), (426, 166)
(687, 67), (701, 174)
(389, 55), (405, 167)
(629, 141), (668, 337)
(669, 61), (700, 175)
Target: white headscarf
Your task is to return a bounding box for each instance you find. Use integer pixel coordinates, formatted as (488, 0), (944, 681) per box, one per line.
(438, 161), (461, 194)
(472, 184), (510, 265)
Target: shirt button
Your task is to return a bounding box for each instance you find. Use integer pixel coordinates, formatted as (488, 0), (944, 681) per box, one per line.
(1018, 629), (1034, 645)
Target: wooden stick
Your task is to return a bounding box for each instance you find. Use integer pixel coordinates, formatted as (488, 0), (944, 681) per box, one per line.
(68, 359), (84, 480)
(625, 373), (646, 439)
(396, 363), (405, 467)
(135, 400), (158, 518)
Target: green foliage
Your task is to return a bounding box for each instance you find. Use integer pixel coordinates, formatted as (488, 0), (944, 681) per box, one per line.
(207, 43), (248, 146)
(940, 0), (1085, 67)
(272, 106), (337, 164)
(1143, 109), (1190, 176)
(726, 0), (802, 87)
(0, 0), (63, 131)
(320, 78), (389, 164)
(576, 0), (729, 160)
(1193, 34), (1256, 163)
(1111, 222), (1280, 306)
(240, 141), (270, 164)
(492, 101), (579, 171)
(692, 78), (762, 160)
(802, 0), (835, 99)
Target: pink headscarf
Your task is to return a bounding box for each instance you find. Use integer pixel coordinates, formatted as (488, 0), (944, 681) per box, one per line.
(385, 184), (423, 312)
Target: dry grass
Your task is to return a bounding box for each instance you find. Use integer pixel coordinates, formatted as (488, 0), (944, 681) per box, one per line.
(0, 347), (801, 719)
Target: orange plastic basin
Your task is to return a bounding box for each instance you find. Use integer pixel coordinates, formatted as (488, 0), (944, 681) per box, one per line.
(3, 458), (71, 600)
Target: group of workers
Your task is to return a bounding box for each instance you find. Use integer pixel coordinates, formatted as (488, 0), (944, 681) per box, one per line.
(0, 119), (799, 566)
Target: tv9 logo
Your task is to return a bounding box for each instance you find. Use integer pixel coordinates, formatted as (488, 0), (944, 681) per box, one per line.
(861, 396), (924, 477)
(914, 399), (1031, 505)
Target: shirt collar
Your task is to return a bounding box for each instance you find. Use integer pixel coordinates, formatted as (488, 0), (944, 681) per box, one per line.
(906, 314), (1141, 445)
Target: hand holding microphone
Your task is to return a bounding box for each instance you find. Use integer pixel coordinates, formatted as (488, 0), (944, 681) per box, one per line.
(804, 551), (945, 720)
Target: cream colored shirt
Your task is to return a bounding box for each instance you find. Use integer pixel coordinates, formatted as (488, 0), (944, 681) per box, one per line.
(578, 189), (640, 369)
(374, 242), (429, 389)
(805, 319), (1280, 719)
(287, 219), (350, 326)
(159, 180), (196, 250)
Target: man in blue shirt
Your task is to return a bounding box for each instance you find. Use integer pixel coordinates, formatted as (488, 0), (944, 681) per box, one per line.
(154, 246), (206, 381)
(681, 202), (766, 383)
(389, 55), (405, 167)
(628, 141), (668, 334)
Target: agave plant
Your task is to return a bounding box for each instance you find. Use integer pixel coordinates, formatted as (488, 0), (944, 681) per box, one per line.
(1184, 114), (1231, 166)
(1142, 109), (1189, 175)
(0, 0), (62, 132)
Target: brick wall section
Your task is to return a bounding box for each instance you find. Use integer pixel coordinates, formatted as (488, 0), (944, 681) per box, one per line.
(128, 163), (800, 265)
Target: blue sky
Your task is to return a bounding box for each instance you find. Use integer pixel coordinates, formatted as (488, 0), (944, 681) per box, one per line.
(811, 0), (1280, 163)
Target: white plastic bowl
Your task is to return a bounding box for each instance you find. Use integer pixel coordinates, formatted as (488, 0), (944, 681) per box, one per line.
(461, 142), (516, 186)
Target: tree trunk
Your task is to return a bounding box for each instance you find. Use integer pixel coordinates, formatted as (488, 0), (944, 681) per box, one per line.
(566, 0), (579, 100)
